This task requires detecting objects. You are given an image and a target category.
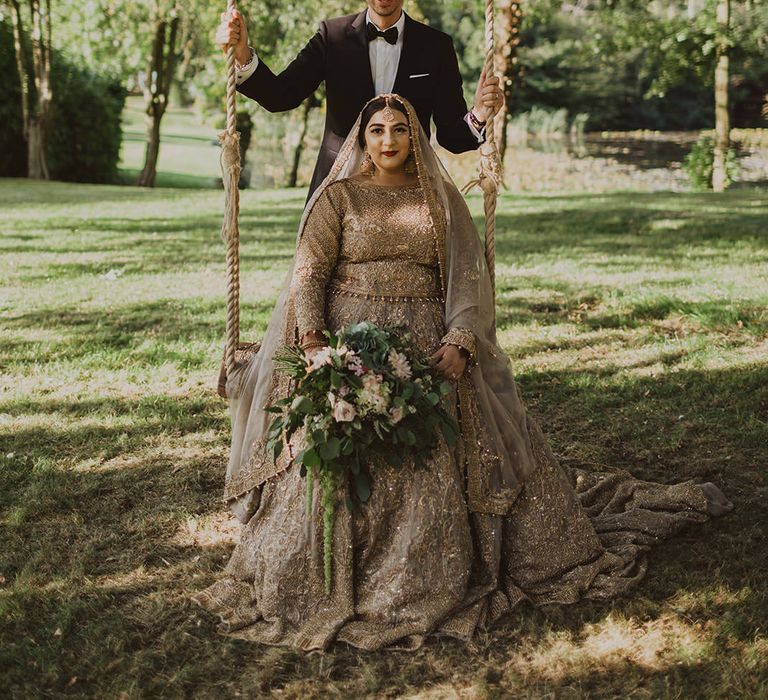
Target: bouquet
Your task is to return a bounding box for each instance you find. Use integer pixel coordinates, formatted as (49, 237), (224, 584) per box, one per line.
(267, 321), (459, 593)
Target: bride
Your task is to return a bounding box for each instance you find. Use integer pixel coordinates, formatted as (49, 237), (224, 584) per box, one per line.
(192, 94), (731, 651)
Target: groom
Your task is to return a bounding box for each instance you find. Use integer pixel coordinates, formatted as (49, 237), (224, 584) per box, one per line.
(217, 1), (503, 197)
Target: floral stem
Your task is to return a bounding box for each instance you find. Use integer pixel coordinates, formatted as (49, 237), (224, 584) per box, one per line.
(321, 470), (335, 595)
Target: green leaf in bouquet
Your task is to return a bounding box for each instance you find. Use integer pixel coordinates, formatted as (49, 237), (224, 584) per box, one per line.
(272, 439), (283, 461)
(312, 429), (327, 445)
(318, 437), (341, 461)
(346, 373), (363, 388)
(440, 417), (459, 446)
(302, 448), (321, 468)
(291, 396), (315, 414)
(350, 457), (360, 475)
(400, 384), (414, 400)
(354, 472), (371, 503)
(427, 392), (440, 406)
(341, 438), (354, 456)
(439, 381), (452, 395)
(265, 405), (284, 414)
(345, 495), (361, 516)
(330, 369), (342, 388)
(397, 427), (417, 446)
(373, 420), (385, 441)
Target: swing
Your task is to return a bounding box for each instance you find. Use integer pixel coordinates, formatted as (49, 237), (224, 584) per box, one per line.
(216, 0), (502, 399)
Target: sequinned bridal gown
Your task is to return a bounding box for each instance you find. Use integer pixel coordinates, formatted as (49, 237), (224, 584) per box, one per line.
(191, 97), (728, 652)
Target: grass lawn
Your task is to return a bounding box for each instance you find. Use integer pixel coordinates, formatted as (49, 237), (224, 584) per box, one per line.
(1, 178), (767, 698)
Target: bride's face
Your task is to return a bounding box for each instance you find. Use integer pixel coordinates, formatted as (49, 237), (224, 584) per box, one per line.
(364, 108), (411, 175)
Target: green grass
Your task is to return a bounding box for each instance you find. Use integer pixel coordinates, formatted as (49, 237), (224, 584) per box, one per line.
(1, 179), (767, 698)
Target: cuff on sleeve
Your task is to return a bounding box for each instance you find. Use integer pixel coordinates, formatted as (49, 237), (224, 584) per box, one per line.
(464, 112), (486, 144)
(235, 47), (259, 84)
(440, 327), (477, 366)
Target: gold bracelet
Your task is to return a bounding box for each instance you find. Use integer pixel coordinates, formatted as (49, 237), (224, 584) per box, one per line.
(301, 341), (327, 351)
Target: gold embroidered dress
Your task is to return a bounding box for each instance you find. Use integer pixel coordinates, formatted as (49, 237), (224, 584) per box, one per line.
(191, 176), (713, 651)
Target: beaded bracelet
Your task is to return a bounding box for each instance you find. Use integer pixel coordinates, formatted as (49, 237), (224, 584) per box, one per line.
(468, 111), (487, 130)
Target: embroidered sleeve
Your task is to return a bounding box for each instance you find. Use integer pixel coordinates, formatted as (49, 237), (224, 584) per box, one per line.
(440, 327), (477, 366)
(291, 187), (343, 339)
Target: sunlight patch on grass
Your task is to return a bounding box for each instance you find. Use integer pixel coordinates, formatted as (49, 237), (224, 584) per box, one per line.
(516, 613), (710, 681)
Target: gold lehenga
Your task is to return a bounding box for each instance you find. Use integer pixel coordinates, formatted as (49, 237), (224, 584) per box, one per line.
(191, 178), (714, 651)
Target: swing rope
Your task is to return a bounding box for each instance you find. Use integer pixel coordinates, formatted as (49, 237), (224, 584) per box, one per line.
(462, 0), (503, 297)
(220, 0), (241, 377)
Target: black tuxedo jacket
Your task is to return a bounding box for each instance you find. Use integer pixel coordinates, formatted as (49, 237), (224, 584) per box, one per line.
(238, 10), (481, 196)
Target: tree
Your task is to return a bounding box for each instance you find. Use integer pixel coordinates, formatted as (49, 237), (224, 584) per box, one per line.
(137, 2), (180, 187)
(7, 0), (52, 179)
(712, 0), (730, 191)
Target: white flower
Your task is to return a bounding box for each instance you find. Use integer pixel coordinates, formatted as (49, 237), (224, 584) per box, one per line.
(347, 354), (365, 376)
(327, 391), (336, 408)
(388, 348), (412, 380)
(389, 406), (405, 424)
(310, 347), (333, 369)
(362, 373), (383, 394)
(336, 344), (349, 358)
(332, 399), (356, 422)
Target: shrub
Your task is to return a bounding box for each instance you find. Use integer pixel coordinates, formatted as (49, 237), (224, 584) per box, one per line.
(0, 21), (126, 183)
(683, 134), (740, 190)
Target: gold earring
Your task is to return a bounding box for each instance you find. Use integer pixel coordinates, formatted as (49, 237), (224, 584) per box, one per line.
(361, 150), (375, 176)
(404, 152), (416, 174)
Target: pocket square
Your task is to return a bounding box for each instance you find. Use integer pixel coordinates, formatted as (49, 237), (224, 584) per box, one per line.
(409, 73), (430, 78)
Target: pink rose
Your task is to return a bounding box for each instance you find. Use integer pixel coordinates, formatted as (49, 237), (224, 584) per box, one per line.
(332, 399), (356, 422)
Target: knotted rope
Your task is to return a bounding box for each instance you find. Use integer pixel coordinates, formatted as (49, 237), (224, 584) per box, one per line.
(462, 0), (502, 297)
(220, 0), (241, 376)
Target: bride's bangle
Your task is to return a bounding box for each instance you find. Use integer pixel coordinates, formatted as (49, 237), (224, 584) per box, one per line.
(301, 341), (327, 351)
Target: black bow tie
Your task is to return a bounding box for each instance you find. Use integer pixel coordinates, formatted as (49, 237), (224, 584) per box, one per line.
(366, 23), (398, 45)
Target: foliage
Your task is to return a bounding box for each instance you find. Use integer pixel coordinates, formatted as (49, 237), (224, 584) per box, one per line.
(268, 321), (458, 592)
(683, 132), (740, 190)
(0, 19), (125, 182)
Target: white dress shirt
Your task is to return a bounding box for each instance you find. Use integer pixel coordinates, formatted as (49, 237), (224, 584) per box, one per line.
(365, 9), (405, 95)
(234, 12), (483, 142)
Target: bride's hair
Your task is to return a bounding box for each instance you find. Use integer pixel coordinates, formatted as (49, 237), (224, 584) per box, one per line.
(357, 95), (410, 147)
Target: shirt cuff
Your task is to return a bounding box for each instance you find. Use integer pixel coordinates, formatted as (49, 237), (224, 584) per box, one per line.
(464, 112), (486, 143)
(235, 47), (259, 84)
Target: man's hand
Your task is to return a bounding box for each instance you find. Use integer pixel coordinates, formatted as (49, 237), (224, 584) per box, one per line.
(431, 344), (468, 382)
(216, 9), (251, 65)
(472, 68), (504, 123)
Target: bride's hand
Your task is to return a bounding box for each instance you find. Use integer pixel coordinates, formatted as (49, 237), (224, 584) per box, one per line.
(432, 344), (468, 382)
(301, 331), (328, 363)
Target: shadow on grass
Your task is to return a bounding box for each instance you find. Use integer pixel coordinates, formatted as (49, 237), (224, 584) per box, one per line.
(490, 190), (768, 262)
(0, 361), (765, 697)
(2, 299), (276, 368)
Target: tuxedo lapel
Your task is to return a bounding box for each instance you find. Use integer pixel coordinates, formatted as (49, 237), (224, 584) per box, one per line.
(392, 14), (420, 95)
(347, 10), (375, 100)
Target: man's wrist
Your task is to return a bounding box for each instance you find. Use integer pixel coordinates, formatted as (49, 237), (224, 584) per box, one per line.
(468, 108), (487, 129)
(234, 46), (253, 67)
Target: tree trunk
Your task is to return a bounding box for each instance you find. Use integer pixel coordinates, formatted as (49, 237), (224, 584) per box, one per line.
(28, 0), (51, 180)
(138, 9), (180, 187)
(712, 0), (730, 192)
(288, 98), (314, 188)
(9, 0), (52, 179)
(9, 0), (30, 142)
(494, 0), (523, 164)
